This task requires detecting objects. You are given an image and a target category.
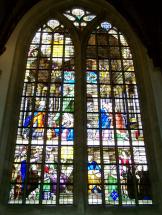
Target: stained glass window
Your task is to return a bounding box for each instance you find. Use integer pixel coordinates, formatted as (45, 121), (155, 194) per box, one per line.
(64, 8), (96, 29)
(8, 8), (152, 207)
(9, 19), (75, 205)
(86, 22), (152, 205)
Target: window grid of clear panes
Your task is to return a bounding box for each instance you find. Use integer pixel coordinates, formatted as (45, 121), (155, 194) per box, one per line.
(9, 19), (75, 205)
(86, 22), (152, 205)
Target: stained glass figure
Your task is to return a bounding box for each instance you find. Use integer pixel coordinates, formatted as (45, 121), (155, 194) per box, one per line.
(86, 22), (152, 205)
(9, 19), (75, 205)
(64, 8), (96, 29)
(8, 7), (152, 208)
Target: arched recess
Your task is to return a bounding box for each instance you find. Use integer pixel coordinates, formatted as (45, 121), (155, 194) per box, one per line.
(0, 0), (162, 214)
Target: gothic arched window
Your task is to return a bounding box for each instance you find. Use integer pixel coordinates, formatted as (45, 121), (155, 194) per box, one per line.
(8, 7), (152, 206)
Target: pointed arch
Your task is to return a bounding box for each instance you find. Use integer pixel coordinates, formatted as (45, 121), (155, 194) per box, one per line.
(0, 0), (160, 214)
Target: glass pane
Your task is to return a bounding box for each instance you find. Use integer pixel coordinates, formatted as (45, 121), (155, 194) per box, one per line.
(64, 8), (96, 29)
(9, 19), (75, 205)
(86, 21), (152, 206)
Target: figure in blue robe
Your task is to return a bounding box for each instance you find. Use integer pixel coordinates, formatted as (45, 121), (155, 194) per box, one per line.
(100, 107), (111, 128)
